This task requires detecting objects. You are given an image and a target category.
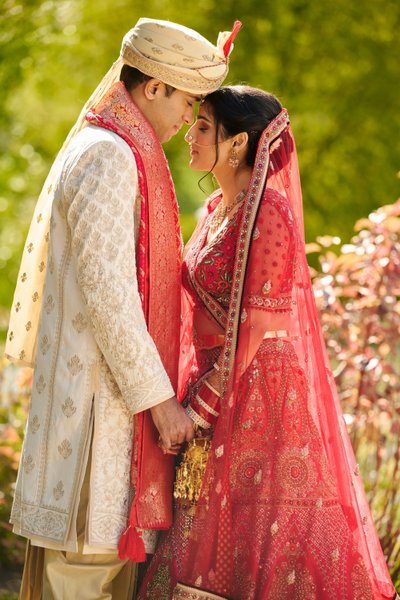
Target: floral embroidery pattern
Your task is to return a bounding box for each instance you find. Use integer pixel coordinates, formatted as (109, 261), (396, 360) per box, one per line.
(61, 397), (77, 418)
(58, 439), (72, 459)
(23, 454), (35, 473)
(36, 375), (46, 394)
(40, 335), (50, 355)
(67, 355), (83, 376)
(71, 312), (88, 333)
(53, 481), (65, 501)
(43, 294), (55, 314)
(30, 415), (40, 434)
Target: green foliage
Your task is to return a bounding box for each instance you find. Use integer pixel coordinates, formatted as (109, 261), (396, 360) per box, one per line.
(311, 200), (400, 585)
(1, 1), (399, 335)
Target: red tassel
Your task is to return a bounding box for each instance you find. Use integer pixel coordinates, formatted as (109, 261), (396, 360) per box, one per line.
(118, 525), (146, 562)
(223, 20), (243, 57)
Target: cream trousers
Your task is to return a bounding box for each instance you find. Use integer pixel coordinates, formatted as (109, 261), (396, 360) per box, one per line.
(19, 450), (137, 600)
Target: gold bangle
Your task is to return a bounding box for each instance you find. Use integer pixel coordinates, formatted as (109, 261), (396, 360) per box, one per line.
(195, 393), (219, 417)
(204, 379), (221, 398)
(185, 405), (211, 429)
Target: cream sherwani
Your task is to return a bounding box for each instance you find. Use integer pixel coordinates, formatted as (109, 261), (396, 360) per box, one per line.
(10, 124), (174, 553)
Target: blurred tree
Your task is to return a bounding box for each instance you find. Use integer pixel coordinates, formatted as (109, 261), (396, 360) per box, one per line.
(0, 0), (399, 338)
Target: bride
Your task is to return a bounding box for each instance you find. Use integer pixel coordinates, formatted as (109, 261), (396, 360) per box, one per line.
(138, 85), (396, 600)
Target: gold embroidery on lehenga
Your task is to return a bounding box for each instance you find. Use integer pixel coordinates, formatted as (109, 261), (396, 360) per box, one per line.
(262, 280), (272, 295)
(269, 563), (317, 600)
(172, 583), (228, 600)
(351, 557), (373, 599)
(146, 561), (171, 600)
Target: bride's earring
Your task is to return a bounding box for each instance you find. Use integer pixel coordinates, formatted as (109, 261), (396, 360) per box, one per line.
(228, 148), (239, 168)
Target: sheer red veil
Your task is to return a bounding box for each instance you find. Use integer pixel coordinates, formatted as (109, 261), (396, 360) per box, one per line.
(177, 110), (395, 598)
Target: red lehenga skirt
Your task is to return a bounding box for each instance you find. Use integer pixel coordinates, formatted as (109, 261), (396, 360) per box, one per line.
(138, 339), (384, 600)
(138, 184), (395, 599)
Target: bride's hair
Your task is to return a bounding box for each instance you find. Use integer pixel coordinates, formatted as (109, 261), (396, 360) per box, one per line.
(204, 85), (282, 167)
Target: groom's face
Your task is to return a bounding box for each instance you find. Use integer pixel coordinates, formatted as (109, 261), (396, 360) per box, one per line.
(149, 83), (200, 143)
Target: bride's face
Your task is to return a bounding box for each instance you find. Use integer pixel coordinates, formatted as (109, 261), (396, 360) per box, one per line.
(185, 103), (231, 172)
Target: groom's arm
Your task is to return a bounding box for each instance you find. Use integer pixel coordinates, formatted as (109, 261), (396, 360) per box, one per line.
(63, 135), (193, 448)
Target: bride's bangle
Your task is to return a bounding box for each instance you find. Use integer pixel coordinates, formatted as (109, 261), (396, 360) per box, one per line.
(187, 380), (221, 429)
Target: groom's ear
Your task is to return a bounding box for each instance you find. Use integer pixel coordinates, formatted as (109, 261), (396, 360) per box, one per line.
(143, 79), (163, 101)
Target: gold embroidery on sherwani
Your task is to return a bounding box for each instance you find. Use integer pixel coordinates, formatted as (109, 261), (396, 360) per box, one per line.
(43, 294), (55, 314)
(62, 397), (77, 418)
(23, 454), (35, 473)
(58, 439), (72, 459)
(40, 335), (51, 355)
(67, 355), (83, 376)
(36, 375), (46, 393)
(53, 481), (65, 501)
(30, 415), (40, 434)
(71, 312), (88, 333)
(10, 114), (177, 548)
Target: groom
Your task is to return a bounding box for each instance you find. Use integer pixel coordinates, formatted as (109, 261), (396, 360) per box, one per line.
(5, 17), (239, 599)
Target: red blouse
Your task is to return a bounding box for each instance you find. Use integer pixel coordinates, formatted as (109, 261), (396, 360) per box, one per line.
(182, 203), (244, 311)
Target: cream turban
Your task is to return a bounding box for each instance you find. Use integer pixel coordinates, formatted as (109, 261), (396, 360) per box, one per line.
(121, 18), (242, 95)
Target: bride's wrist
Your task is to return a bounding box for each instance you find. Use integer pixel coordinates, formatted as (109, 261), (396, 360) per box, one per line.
(186, 378), (221, 429)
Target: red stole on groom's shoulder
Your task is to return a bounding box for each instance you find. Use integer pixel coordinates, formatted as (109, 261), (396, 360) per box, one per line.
(86, 81), (182, 561)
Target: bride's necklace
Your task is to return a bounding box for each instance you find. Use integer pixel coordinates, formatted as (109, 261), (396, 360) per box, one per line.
(209, 190), (246, 237)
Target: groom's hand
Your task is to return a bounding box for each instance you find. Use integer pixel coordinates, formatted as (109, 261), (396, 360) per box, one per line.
(150, 396), (194, 452)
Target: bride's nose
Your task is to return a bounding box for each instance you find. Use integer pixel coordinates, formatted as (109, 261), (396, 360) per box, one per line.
(184, 130), (195, 143)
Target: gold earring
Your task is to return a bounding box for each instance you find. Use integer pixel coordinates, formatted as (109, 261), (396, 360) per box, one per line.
(228, 148), (239, 168)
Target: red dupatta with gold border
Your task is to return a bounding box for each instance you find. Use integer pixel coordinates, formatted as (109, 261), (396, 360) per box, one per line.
(86, 81), (182, 559)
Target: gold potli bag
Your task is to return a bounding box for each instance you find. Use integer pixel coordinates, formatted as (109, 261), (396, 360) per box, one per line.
(174, 438), (211, 503)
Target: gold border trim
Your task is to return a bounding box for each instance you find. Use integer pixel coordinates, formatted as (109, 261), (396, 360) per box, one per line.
(220, 109), (290, 395)
(173, 582), (229, 600)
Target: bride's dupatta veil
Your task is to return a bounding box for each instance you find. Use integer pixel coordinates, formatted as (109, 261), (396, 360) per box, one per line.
(139, 109), (395, 599)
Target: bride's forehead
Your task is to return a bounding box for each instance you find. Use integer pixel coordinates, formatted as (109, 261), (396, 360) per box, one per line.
(197, 103), (214, 121)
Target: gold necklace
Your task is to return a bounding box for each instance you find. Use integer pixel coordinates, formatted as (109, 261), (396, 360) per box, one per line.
(209, 190), (246, 237)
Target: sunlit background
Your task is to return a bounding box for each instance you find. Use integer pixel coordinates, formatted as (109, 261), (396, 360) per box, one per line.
(0, 0), (399, 595)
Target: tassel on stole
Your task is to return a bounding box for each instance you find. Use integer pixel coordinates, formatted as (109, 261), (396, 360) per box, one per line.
(118, 524), (146, 562)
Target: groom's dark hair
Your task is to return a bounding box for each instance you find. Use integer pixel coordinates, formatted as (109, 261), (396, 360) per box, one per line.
(120, 64), (175, 97)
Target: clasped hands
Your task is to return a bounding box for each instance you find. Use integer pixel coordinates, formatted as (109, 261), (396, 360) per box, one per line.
(150, 396), (194, 455)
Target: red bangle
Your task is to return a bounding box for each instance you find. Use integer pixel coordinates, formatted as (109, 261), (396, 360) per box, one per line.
(188, 380), (220, 428)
